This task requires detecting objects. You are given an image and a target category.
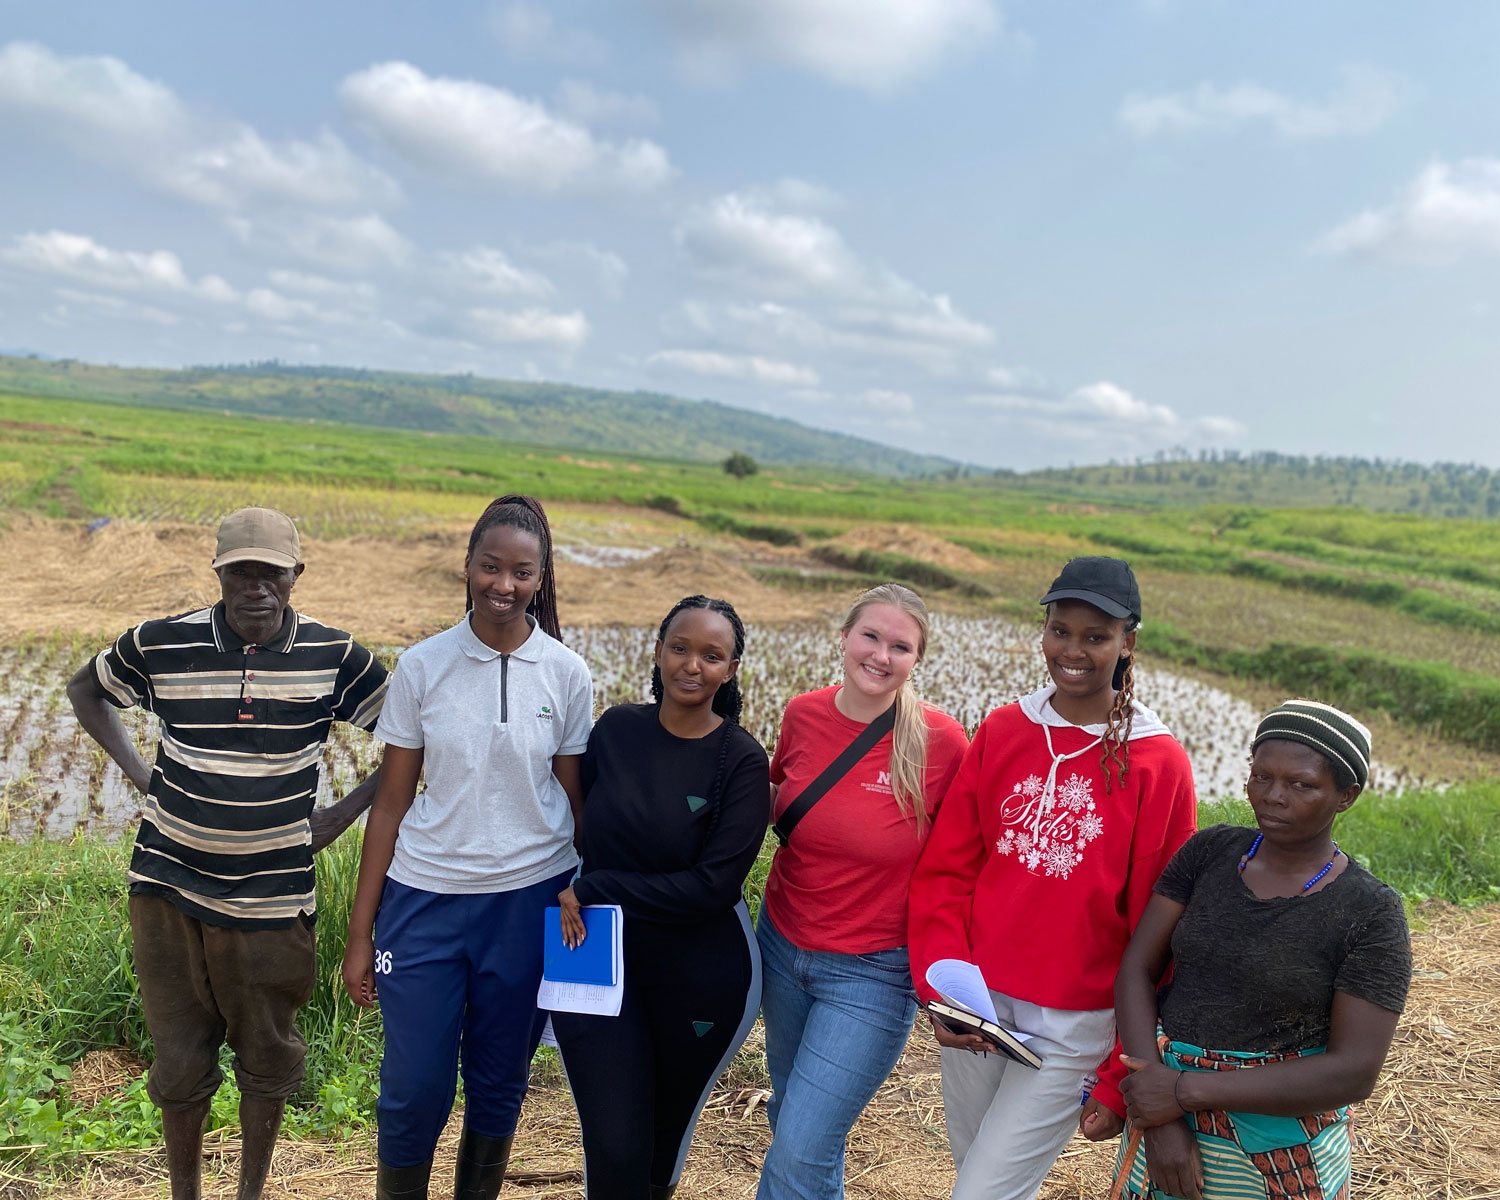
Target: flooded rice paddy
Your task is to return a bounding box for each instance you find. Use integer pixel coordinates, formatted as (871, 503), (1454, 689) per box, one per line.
(1, 615), (1413, 840)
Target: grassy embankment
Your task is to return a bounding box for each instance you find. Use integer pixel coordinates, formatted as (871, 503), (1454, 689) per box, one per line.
(4, 783), (1500, 1170)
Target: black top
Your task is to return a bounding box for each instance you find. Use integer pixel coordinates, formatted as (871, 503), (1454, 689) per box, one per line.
(569, 703), (771, 925)
(1155, 824), (1413, 1053)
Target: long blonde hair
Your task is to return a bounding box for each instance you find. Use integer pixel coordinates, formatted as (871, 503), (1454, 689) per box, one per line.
(841, 583), (933, 835)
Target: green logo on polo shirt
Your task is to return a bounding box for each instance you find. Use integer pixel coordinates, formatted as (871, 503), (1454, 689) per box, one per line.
(686, 795), (707, 812)
(537, 705), (553, 720)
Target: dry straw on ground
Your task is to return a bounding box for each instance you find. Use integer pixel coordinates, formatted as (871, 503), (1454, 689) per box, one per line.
(830, 525), (994, 576)
(21, 904), (1500, 1200)
(0, 515), (836, 645)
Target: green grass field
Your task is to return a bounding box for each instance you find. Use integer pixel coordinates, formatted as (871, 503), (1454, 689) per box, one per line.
(4, 780), (1497, 1168)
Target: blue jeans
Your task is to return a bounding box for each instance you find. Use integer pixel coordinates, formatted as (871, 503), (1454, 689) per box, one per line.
(755, 910), (918, 1200)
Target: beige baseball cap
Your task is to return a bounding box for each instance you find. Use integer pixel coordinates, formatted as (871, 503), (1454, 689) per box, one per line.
(212, 508), (302, 569)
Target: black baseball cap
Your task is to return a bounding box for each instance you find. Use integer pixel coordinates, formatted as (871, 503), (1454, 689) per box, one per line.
(1039, 556), (1141, 626)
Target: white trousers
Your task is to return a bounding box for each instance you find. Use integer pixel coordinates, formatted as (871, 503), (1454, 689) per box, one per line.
(941, 990), (1116, 1200)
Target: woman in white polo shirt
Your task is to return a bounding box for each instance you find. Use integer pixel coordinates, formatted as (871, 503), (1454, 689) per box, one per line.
(343, 494), (593, 1200)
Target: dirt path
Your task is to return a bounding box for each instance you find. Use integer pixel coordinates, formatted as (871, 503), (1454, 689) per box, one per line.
(23, 905), (1500, 1200)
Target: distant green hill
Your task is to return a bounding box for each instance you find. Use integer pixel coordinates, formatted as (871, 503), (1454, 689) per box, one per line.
(998, 452), (1500, 519)
(0, 356), (957, 478)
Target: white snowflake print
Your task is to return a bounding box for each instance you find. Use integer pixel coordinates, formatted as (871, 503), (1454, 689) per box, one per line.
(995, 770), (1108, 882)
(1044, 843), (1077, 879)
(1078, 812), (1104, 845)
(1059, 772), (1093, 812)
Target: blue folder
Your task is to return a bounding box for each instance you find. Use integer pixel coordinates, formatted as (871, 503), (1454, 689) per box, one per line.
(543, 906), (618, 987)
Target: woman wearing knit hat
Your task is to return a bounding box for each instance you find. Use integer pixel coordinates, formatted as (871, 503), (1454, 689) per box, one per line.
(1107, 699), (1413, 1200)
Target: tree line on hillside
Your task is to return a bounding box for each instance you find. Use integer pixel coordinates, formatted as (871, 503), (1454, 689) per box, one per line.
(1009, 449), (1500, 519)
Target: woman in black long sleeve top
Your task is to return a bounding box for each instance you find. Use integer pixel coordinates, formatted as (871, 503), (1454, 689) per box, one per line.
(553, 596), (770, 1200)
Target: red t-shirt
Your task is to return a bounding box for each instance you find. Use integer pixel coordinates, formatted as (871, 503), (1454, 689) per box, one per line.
(764, 686), (970, 954)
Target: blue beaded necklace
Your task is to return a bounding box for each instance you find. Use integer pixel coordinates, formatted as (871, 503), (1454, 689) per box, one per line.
(1237, 832), (1341, 892)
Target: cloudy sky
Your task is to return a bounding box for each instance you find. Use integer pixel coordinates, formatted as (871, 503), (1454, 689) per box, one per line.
(1, 1), (1496, 469)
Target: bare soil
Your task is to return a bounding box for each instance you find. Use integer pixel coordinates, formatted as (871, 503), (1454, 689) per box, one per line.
(0, 513), (840, 645)
(19, 905), (1500, 1200)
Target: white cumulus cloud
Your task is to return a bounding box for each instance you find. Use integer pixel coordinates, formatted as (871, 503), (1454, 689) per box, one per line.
(1120, 65), (1407, 140)
(467, 306), (590, 350)
(1315, 158), (1500, 263)
(0, 41), (398, 211)
(1, 230), (237, 302)
(675, 189), (993, 374)
(0, 40), (184, 145)
(162, 126), (401, 211)
(648, 348), (820, 387)
(442, 247), (556, 299)
(340, 61), (674, 194)
(229, 212), (413, 272)
(677, 192), (863, 295)
(968, 380), (1245, 445)
(647, 0), (999, 90)
(266, 270), (377, 304)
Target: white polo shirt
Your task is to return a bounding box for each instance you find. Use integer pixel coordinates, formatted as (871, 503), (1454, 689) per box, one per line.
(377, 615), (593, 893)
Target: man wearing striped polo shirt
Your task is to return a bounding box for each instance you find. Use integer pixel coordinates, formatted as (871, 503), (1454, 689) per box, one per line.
(67, 507), (388, 1200)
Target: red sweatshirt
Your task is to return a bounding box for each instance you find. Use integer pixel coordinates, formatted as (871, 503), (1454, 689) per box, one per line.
(908, 687), (1197, 1115)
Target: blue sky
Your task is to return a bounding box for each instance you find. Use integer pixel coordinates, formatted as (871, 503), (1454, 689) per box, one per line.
(1, 1), (1497, 469)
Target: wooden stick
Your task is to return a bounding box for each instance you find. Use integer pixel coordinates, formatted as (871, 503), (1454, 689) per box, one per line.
(1107, 1127), (1144, 1200)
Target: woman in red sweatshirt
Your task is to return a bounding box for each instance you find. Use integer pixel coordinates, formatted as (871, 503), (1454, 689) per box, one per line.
(908, 557), (1198, 1200)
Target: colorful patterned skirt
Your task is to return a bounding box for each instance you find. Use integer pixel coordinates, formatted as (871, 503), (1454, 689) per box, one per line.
(1113, 1039), (1351, 1200)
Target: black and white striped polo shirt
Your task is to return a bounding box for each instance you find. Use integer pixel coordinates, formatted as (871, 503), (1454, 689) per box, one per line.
(92, 603), (388, 928)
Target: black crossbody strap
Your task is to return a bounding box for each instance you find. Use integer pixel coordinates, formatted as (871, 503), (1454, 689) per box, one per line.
(773, 705), (896, 846)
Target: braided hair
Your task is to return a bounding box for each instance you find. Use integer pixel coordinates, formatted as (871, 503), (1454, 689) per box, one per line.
(464, 494), (562, 641)
(1100, 649), (1137, 793)
(650, 595), (746, 847)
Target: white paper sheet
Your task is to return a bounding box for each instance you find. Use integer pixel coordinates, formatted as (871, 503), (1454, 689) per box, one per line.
(537, 904), (626, 1017)
(926, 958), (1034, 1043)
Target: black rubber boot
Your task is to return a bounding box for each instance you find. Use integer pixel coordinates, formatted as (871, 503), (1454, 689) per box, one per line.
(376, 1157), (433, 1200)
(452, 1128), (514, 1200)
(648, 1186), (678, 1200)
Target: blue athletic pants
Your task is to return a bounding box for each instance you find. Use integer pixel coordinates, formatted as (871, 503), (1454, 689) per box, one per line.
(373, 870), (572, 1167)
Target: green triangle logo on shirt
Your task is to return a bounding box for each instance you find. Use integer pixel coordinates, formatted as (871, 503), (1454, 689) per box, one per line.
(692, 1021), (714, 1037)
(686, 795), (707, 812)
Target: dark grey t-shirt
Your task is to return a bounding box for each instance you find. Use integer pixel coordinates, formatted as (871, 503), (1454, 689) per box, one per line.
(1155, 825), (1412, 1054)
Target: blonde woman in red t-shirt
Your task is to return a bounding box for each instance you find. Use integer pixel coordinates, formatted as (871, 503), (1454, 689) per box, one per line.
(756, 583), (970, 1200)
